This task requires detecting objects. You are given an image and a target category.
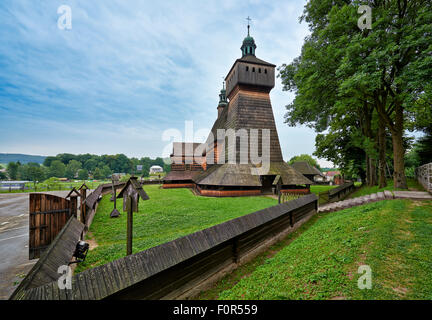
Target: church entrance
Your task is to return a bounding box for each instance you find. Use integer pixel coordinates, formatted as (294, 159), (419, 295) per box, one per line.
(260, 175), (276, 194)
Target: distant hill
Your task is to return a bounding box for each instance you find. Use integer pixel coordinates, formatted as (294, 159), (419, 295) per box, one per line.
(0, 153), (46, 165)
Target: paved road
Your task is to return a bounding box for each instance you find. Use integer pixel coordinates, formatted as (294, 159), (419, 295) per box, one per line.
(0, 191), (71, 299)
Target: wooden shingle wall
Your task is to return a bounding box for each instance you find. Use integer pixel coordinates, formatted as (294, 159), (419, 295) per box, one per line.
(15, 194), (318, 300)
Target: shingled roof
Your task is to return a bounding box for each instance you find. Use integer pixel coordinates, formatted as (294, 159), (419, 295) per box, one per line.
(291, 161), (324, 177)
(194, 162), (312, 186)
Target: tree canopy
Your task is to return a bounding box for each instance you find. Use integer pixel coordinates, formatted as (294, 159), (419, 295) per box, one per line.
(279, 0), (432, 188)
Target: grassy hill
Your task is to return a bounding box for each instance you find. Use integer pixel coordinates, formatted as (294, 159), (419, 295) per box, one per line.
(199, 199), (432, 300)
(0, 153), (46, 164)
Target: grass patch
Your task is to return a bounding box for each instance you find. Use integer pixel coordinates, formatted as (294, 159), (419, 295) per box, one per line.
(199, 199), (432, 300)
(348, 178), (423, 198)
(75, 185), (277, 272)
(310, 185), (338, 195)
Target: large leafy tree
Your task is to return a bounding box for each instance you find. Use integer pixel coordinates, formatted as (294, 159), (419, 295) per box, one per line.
(65, 160), (82, 179)
(279, 0), (432, 189)
(49, 160), (66, 178)
(7, 162), (20, 180)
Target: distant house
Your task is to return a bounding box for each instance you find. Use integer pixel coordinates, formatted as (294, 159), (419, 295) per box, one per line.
(324, 171), (343, 184)
(149, 165), (164, 174)
(291, 161), (324, 182)
(0, 181), (29, 190)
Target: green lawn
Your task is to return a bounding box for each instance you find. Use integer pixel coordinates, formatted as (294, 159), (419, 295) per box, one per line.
(198, 199), (432, 300)
(310, 184), (338, 195)
(348, 178), (423, 198)
(76, 185), (277, 272)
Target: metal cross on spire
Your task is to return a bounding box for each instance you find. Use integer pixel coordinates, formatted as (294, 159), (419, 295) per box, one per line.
(246, 16), (252, 36)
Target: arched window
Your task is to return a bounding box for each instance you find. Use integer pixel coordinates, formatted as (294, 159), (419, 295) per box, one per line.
(252, 67), (255, 72)
(259, 68), (261, 73)
(246, 66), (249, 71)
(264, 69), (267, 74)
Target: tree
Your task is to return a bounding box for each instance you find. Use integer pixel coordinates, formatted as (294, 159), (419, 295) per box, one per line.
(415, 129), (432, 166)
(78, 169), (89, 180)
(49, 160), (66, 178)
(279, 0), (432, 189)
(288, 154), (321, 170)
(84, 158), (98, 173)
(65, 160), (82, 179)
(27, 165), (45, 189)
(7, 162), (19, 180)
(101, 165), (112, 178)
(43, 156), (57, 167)
(93, 167), (104, 180)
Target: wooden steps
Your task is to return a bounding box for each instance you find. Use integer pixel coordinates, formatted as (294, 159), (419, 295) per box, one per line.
(318, 190), (432, 213)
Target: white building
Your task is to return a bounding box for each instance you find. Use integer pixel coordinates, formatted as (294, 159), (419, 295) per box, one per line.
(149, 165), (163, 174)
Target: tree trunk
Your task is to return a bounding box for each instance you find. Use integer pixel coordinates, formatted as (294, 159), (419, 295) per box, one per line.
(391, 104), (407, 189)
(365, 154), (370, 185)
(369, 157), (377, 186)
(378, 114), (387, 188)
(391, 130), (407, 189)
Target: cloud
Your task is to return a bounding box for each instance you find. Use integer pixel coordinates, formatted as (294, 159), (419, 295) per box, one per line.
(0, 0), (334, 165)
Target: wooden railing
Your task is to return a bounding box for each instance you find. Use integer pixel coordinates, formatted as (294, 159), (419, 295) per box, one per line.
(318, 182), (355, 205)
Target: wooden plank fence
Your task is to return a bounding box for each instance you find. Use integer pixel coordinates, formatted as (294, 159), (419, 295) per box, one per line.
(318, 182), (355, 204)
(13, 194), (318, 300)
(29, 193), (76, 259)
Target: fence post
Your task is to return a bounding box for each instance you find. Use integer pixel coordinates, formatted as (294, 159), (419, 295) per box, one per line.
(126, 196), (133, 256)
(80, 188), (87, 224)
(70, 195), (78, 218)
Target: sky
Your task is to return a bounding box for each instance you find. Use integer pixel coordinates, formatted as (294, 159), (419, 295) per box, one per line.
(0, 0), (336, 167)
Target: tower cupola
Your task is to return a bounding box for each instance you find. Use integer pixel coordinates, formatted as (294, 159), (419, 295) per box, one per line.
(241, 17), (256, 57)
(217, 82), (228, 117)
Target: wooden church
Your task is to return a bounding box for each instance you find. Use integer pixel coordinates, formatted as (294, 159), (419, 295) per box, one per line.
(163, 24), (312, 196)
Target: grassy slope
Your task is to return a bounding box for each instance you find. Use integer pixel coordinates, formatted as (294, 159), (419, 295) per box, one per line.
(76, 185), (277, 272)
(199, 199), (432, 300)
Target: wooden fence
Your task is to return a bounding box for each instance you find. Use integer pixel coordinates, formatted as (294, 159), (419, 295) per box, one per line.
(12, 194), (318, 300)
(29, 194), (76, 259)
(318, 182), (355, 204)
(416, 163), (432, 193)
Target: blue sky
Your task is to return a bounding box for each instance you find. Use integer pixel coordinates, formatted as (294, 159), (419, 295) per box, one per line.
(0, 0), (337, 166)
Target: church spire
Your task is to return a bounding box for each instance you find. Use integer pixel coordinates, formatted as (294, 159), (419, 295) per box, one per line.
(217, 81), (228, 117)
(241, 16), (256, 57)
